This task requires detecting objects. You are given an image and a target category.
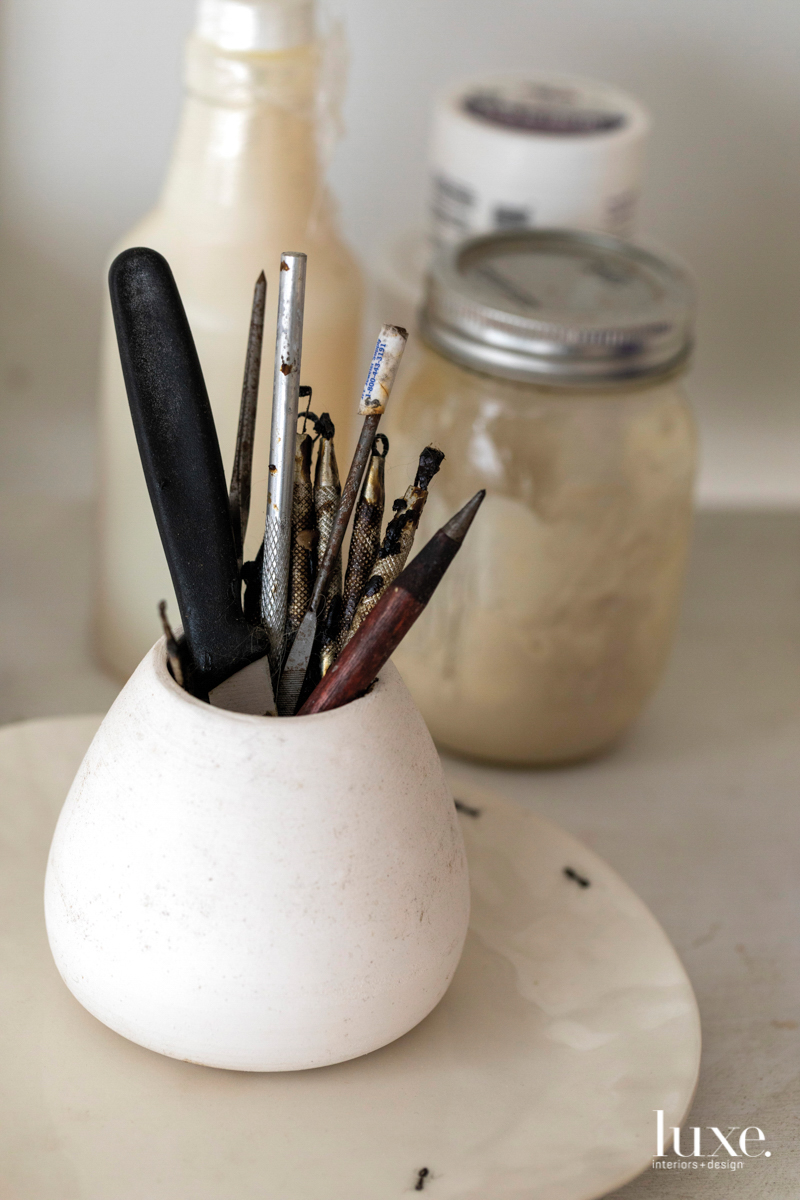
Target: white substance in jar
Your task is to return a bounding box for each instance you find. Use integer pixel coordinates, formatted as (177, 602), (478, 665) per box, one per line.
(385, 231), (697, 765)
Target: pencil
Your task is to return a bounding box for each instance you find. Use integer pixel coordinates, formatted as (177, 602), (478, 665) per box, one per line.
(298, 490), (485, 716)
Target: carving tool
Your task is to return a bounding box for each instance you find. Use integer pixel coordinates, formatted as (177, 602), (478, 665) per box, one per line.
(339, 434), (388, 639)
(312, 413), (343, 678)
(261, 252), (307, 678)
(298, 491), (486, 716)
(341, 445), (444, 650)
(277, 324), (408, 714)
(286, 429), (316, 640)
(109, 247), (269, 703)
(229, 270), (267, 568)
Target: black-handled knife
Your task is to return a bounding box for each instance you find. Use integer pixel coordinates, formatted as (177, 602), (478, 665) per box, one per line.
(109, 247), (262, 696)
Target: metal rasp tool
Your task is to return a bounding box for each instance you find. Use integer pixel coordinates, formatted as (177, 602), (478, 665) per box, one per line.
(277, 324), (408, 715)
(109, 247), (272, 711)
(260, 252), (307, 680)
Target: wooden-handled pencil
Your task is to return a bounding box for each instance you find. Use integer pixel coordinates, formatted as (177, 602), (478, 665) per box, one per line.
(298, 490), (486, 716)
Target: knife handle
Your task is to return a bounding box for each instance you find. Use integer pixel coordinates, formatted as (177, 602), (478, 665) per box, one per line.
(109, 247), (253, 690)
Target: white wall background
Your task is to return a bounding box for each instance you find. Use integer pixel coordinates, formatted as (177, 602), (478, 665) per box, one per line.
(1, 0), (799, 506)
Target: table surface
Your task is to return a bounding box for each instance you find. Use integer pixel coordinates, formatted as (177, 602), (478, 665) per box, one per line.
(0, 742), (702, 1200)
(2, 499), (799, 1196)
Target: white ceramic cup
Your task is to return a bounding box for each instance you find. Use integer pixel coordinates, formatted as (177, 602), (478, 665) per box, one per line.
(44, 641), (470, 1072)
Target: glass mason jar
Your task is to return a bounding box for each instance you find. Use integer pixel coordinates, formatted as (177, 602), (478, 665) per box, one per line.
(385, 229), (697, 766)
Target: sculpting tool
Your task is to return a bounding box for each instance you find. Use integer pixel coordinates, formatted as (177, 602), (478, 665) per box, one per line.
(261, 252), (307, 678)
(229, 270), (267, 568)
(298, 491), (486, 716)
(319, 592), (343, 681)
(285, 429), (316, 640)
(313, 413), (341, 576)
(277, 324), (408, 714)
(341, 445), (443, 649)
(339, 434), (388, 638)
(241, 386), (313, 648)
(109, 247), (268, 701)
(312, 413), (343, 678)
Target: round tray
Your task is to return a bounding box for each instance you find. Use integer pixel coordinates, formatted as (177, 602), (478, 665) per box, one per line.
(0, 716), (700, 1199)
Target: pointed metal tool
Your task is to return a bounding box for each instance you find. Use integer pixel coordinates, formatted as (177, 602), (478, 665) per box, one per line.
(261, 253), (307, 681)
(277, 324), (408, 715)
(229, 270), (267, 569)
(203, 268), (278, 715)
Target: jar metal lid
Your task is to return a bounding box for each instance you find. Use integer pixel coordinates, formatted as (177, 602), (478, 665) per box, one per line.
(420, 229), (695, 386)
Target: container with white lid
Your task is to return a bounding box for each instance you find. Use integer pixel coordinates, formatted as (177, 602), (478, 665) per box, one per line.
(430, 75), (650, 245)
(386, 230), (697, 765)
(371, 72), (650, 343)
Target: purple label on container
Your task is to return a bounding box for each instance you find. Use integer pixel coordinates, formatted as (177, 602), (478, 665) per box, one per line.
(463, 90), (625, 135)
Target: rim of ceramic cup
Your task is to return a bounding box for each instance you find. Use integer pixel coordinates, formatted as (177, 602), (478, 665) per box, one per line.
(152, 635), (379, 726)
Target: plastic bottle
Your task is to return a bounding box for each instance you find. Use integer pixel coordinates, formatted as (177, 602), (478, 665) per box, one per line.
(97, 0), (363, 679)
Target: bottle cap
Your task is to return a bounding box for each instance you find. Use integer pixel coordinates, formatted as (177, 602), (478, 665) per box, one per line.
(429, 74), (650, 246)
(195, 0), (315, 52)
(421, 229), (694, 387)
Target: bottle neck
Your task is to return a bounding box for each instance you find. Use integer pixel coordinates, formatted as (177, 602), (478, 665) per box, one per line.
(158, 36), (324, 242)
(195, 0), (316, 54)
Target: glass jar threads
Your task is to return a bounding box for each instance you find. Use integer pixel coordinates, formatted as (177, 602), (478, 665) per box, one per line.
(386, 229), (696, 765)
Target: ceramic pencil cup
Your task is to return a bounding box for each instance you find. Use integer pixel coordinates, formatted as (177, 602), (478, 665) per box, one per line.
(44, 640), (470, 1072)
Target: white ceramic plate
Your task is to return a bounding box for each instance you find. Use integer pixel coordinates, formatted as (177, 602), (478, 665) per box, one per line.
(0, 716), (700, 1200)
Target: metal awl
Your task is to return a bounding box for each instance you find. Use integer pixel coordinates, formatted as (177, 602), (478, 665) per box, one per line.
(261, 252), (307, 680)
(229, 271), (267, 569)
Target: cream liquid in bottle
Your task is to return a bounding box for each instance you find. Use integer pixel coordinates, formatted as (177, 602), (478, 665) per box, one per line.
(97, 0), (363, 678)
